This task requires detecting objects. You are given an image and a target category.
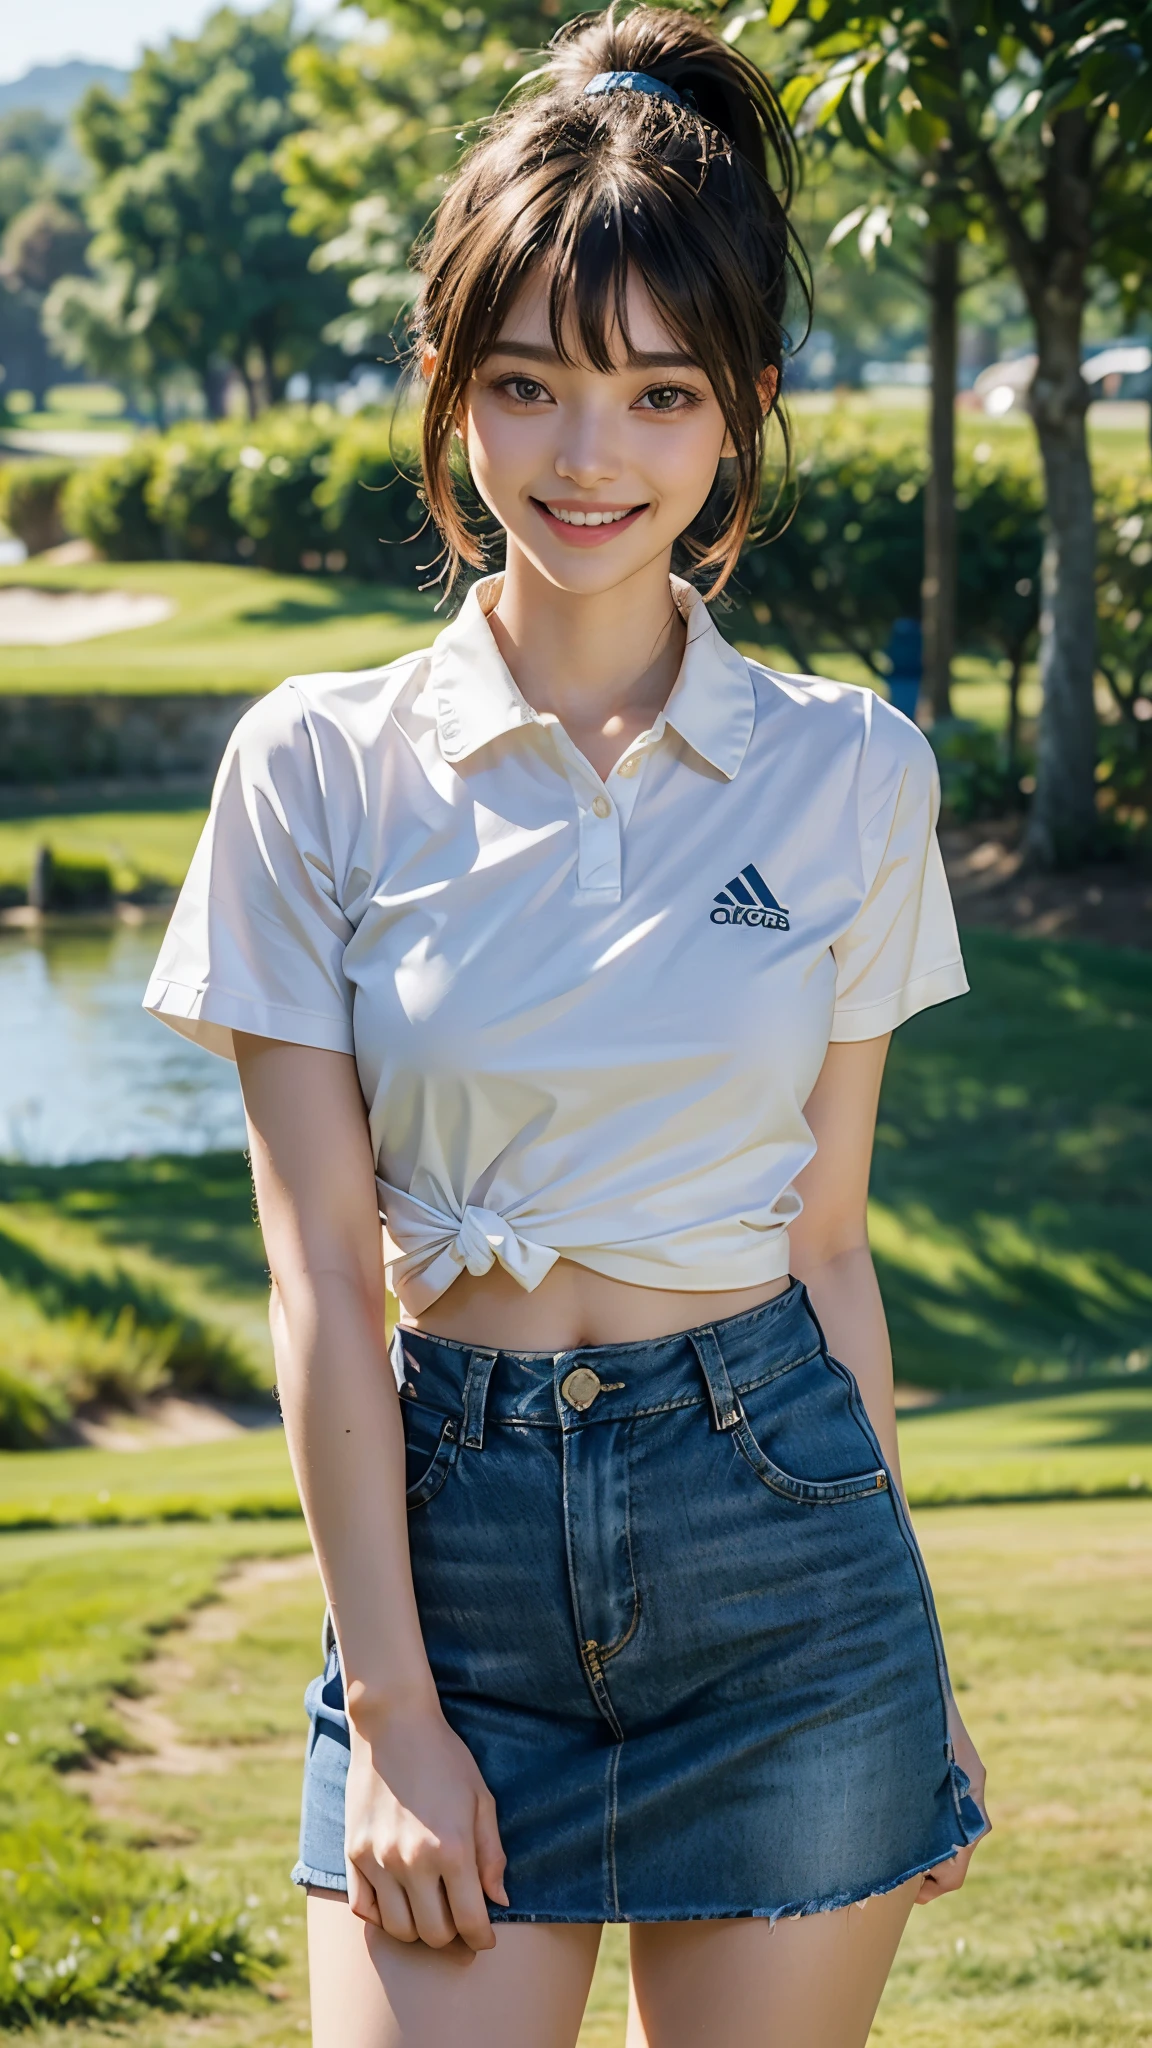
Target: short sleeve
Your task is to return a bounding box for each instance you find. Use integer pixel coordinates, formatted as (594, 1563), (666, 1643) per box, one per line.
(143, 683), (356, 1063)
(829, 700), (968, 1042)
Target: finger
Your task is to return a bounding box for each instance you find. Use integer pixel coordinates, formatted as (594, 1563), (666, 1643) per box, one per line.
(442, 1856), (497, 1953)
(404, 1871), (459, 1950)
(350, 1859), (417, 1942)
(346, 1859), (383, 1927)
(475, 1793), (509, 1908)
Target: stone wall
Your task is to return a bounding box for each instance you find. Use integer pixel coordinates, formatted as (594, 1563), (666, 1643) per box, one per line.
(0, 694), (254, 786)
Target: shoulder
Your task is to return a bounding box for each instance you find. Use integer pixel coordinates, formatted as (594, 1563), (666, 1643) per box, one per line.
(224, 643), (435, 779)
(745, 659), (937, 814)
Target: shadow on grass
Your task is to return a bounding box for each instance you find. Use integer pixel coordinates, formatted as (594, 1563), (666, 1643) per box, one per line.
(0, 1153), (267, 1300)
(875, 929), (1152, 1392)
(236, 579), (438, 630)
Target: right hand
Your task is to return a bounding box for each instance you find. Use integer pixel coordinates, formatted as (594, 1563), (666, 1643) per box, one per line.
(343, 1703), (508, 1950)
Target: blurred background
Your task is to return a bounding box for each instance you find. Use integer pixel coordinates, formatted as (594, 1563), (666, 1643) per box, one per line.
(0, 3), (1149, 2043)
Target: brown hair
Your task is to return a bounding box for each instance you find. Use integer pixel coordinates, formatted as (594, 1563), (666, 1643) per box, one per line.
(412, 4), (809, 598)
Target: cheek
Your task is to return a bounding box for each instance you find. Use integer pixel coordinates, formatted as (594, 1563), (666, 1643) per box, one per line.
(462, 400), (536, 503)
(643, 414), (729, 512)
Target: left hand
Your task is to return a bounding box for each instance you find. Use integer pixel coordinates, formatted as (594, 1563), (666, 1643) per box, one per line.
(914, 1697), (991, 1905)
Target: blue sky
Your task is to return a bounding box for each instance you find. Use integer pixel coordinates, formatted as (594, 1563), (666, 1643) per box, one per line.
(0, 0), (345, 85)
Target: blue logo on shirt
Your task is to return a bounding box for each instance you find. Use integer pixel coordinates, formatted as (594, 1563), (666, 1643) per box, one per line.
(711, 865), (790, 930)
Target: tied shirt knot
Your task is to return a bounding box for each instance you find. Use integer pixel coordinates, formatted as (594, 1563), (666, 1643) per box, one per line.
(376, 1180), (558, 1312)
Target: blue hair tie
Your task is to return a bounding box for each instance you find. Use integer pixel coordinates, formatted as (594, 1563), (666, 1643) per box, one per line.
(584, 70), (683, 107)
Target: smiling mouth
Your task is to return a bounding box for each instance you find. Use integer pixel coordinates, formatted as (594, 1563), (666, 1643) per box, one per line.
(531, 498), (648, 541)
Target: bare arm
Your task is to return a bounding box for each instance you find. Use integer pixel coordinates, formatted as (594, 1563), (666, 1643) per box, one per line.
(789, 1035), (990, 1899)
(234, 1034), (507, 1948)
(788, 1036), (905, 1496)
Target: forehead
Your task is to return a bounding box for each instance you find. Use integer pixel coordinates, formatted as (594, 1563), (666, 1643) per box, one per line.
(493, 264), (688, 369)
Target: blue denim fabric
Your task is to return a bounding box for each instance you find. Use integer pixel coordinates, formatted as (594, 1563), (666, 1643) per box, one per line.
(290, 1281), (987, 1920)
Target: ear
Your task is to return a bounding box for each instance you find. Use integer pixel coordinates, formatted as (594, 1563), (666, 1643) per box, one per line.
(757, 364), (779, 413)
(420, 344), (437, 381)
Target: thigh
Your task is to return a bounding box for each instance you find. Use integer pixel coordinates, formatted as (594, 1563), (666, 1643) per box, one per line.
(306, 1889), (602, 2048)
(626, 1877), (920, 2048)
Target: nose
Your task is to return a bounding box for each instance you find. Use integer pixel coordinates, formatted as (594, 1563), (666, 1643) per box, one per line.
(553, 402), (620, 490)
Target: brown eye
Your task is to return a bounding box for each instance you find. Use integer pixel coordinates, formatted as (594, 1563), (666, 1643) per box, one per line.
(643, 386), (684, 411)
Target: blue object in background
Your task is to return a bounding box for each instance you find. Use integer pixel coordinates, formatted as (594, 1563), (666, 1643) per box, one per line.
(886, 616), (922, 722)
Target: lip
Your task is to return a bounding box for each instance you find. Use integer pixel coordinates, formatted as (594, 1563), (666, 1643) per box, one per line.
(530, 498), (648, 546)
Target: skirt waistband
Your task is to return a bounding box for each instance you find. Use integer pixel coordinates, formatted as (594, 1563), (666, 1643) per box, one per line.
(393, 1279), (827, 1434)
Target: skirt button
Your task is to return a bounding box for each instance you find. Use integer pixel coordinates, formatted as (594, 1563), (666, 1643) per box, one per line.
(560, 1366), (603, 1411)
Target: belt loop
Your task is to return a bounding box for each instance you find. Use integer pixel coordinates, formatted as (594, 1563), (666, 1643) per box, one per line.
(688, 1326), (740, 1432)
(794, 1278), (829, 1358)
(461, 1348), (498, 1450)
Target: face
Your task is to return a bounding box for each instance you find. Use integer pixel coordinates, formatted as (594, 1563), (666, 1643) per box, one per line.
(459, 267), (732, 597)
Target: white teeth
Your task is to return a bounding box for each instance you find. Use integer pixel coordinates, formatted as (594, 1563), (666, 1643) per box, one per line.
(546, 505), (633, 526)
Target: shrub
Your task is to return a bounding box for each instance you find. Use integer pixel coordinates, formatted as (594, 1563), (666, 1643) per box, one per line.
(0, 460), (75, 554)
(928, 720), (1023, 823)
(734, 438), (927, 677)
(64, 442), (163, 560)
(316, 416), (429, 580)
(227, 416), (334, 573)
(28, 847), (114, 912)
(146, 423), (245, 560)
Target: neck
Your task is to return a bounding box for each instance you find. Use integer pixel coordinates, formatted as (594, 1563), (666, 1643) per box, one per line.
(487, 542), (686, 735)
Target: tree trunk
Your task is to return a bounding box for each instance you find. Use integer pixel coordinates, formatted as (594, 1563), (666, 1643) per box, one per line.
(923, 233), (959, 723)
(1021, 111), (1098, 868)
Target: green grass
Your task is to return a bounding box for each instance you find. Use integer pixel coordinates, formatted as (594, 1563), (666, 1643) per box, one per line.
(0, 805), (208, 896)
(0, 562), (440, 696)
(0, 1519), (311, 2028)
(1, 1501), (1148, 2046)
(0, 1155), (272, 1448)
(874, 930), (1152, 1392)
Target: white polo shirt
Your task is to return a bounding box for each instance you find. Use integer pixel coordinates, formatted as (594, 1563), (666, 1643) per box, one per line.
(145, 574), (967, 1309)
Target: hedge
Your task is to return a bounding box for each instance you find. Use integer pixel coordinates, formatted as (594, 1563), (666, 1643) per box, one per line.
(0, 461), (75, 555)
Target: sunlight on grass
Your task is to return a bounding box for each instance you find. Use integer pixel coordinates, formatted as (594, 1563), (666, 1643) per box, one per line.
(0, 562), (440, 696)
(0, 810), (207, 895)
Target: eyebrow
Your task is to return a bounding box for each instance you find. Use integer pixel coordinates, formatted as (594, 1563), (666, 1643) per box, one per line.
(485, 341), (702, 369)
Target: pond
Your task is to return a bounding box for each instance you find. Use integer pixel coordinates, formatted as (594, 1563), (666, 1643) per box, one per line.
(0, 920), (246, 1164)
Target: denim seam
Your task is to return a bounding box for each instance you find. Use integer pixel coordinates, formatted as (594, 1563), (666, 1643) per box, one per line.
(606, 1742), (622, 1920)
(823, 1350), (961, 1804)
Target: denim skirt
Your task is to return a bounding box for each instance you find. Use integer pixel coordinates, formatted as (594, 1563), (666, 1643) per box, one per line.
(290, 1282), (986, 1922)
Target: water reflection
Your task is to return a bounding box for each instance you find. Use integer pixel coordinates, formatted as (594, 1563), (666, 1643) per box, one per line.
(0, 920), (246, 1163)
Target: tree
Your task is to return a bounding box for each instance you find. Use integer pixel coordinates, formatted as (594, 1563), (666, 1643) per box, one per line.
(45, 4), (347, 417)
(278, 0), (592, 362)
(749, 0), (1152, 866)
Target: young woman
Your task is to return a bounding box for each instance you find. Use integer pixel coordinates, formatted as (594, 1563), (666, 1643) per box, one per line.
(146, 8), (989, 2043)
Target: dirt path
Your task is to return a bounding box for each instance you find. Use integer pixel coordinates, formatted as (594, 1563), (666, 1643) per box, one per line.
(83, 1552), (318, 1824)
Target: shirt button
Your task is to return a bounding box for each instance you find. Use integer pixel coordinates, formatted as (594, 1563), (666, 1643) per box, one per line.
(591, 795), (612, 818)
(616, 757), (638, 779)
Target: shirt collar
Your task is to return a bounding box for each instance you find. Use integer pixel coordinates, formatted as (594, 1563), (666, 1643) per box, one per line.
(427, 571), (755, 780)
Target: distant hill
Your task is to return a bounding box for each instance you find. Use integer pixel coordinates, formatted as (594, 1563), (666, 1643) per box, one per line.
(0, 60), (129, 122)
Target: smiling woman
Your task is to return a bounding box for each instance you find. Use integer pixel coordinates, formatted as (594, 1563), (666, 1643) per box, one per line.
(142, 8), (989, 2045)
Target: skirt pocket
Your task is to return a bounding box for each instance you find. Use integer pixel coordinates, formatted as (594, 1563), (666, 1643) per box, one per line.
(732, 1352), (889, 1506)
(401, 1395), (461, 1510)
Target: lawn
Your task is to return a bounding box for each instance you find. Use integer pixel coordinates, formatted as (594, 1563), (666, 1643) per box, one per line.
(0, 1153), (273, 1447)
(872, 931), (1152, 1392)
(0, 562), (440, 696)
(0, 1500), (1148, 2044)
(0, 803), (208, 896)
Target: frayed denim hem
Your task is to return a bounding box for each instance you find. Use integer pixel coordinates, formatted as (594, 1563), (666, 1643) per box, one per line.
(487, 1822), (990, 1925)
(291, 1859), (347, 1892)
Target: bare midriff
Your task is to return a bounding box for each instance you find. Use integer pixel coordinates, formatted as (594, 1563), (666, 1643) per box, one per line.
(399, 1260), (793, 1353)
